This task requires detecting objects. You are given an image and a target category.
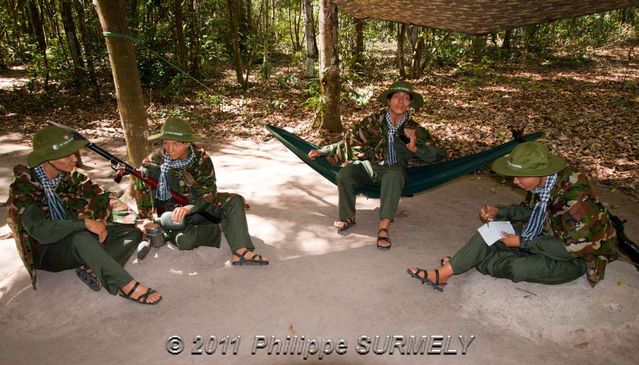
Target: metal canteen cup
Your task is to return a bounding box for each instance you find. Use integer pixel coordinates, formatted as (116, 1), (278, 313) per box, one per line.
(146, 226), (166, 248)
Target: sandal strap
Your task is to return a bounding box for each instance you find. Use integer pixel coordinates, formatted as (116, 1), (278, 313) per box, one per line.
(378, 228), (389, 234)
(122, 281), (140, 298)
(136, 288), (155, 303)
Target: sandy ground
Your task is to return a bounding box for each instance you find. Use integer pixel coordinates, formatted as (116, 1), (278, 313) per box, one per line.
(0, 131), (638, 365)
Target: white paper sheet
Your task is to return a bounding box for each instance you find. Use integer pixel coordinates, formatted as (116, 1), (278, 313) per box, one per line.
(477, 221), (515, 246)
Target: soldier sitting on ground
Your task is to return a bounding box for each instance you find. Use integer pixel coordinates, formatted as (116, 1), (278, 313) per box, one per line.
(7, 126), (162, 305)
(133, 117), (269, 265)
(407, 141), (619, 291)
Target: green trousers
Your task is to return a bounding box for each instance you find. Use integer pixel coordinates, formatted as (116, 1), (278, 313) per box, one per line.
(163, 194), (254, 252)
(35, 224), (140, 295)
(336, 163), (406, 220)
(449, 232), (587, 284)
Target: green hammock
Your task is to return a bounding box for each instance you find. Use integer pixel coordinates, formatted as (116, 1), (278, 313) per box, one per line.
(266, 125), (543, 199)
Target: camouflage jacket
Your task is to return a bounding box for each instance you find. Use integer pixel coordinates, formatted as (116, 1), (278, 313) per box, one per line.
(7, 165), (111, 289)
(544, 166), (618, 285)
(134, 145), (237, 219)
(497, 167), (619, 286)
(318, 110), (444, 168)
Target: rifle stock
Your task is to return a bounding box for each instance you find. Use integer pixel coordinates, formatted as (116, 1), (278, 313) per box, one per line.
(47, 121), (220, 223)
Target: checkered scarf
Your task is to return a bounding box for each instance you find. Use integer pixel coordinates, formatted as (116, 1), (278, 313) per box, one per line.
(33, 164), (67, 220)
(156, 145), (195, 201)
(384, 109), (407, 165)
(521, 173), (558, 241)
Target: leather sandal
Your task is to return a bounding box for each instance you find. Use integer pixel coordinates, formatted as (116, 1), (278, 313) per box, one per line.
(75, 265), (101, 291)
(376, 228), (392, 250)
(119, 282), (162, 305)
(232, 249), (269, 266)
(406, 267), (447, 292)
(334, 217), (356, 232)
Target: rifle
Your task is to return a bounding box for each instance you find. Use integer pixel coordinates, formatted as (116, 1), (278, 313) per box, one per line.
(609, 213), (639, 271)
(48, 121), (221, 224)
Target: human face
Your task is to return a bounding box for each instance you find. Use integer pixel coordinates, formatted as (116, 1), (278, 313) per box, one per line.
(45, 153), (78, 177)
(388, 91), (412, 118)
(162, 140), (190, 160)
(513, 176), (545, 191)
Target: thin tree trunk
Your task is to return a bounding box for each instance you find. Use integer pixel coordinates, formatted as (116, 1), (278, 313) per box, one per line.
(188, 0), (200, 75)
(28, 0), (50, 88)
(93, 0), (150, 167)
(397, 23), (407, 79)
(74, 0), (99, 97)
(227, 0), (247, 88)
(318, 0), (341, 132)
(60, 0), (86, 85)
(352, 17), (364, 73)
(173, 0), (187, 69)
(502, 29), (513, 50)
(303, 0), (315, 78)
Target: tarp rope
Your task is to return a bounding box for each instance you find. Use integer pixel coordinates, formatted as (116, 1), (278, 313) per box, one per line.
(102, 31), (213, 92)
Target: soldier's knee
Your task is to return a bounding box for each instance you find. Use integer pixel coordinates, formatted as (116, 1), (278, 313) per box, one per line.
(228, 194), (245, 207)
(70, 231), (101, 250)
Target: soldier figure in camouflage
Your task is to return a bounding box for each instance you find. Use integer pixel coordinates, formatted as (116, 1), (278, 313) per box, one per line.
(308, 80), (445, 250)
(7, 126), (162, 304)
(407, 141), (618, 291)
(133, 117), (269, 265)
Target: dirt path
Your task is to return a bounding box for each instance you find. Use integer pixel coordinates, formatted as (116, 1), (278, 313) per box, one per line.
(0, 134), (638, 365)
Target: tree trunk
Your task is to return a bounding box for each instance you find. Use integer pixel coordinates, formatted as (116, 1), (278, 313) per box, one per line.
(396, 23), (407, 79)
(74, 0), (99, 98)
(173, 0), (187, 69)
(188, 0), (201, 75)
(303, 0), (316, 78)
(28, 0), (49, 88)
(502, 29), (513, 50)
(227, 0), (247, 88)
(93, 0), (150, 167)
(318, 0), (341, 132)
(60, 0), (86, 85)
(352, 17), (364, 73)
(409, 31), (425, 79)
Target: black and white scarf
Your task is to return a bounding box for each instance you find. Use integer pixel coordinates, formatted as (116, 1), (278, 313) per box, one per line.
(34, 164), (67, 220)
(156, 145), (195, 201)
(384, 109), (407, 165)
(521, 173), (558, 241)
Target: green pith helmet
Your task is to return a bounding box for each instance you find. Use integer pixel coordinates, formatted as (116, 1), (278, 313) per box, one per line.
(27, 126), (88, 168)
(492, 141), (567, 177)
(148, 116), (202, 143)
(377, 80), (424, 109)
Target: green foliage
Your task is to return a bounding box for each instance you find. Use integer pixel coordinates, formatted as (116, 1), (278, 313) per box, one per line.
(302, 78), (324, 121)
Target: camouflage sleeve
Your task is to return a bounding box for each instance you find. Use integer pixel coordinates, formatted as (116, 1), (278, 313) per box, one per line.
(73, 173), (111, 221)
(21, 204), (87, 245)
(189, 154), (222, 212)
(133, 164), (155, 219)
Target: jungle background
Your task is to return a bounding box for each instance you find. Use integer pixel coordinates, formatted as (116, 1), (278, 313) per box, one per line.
(0, 1), (638, 199)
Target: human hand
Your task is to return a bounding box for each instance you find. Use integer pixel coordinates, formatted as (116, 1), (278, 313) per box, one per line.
(307, 150), (322, 160)
(499, 232), (521, 248)
(403, 127), (417, 142)
(85, 219), (108, 243)
(172, 206), (192, 223)
(480, 205), (498, 222)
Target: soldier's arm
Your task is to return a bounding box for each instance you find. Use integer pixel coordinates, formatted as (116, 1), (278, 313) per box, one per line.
(188, 155), (219, 214)
(495, 204), (533, 222)
(412, 126), (445, 163)
(21, 204), (87, 244)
